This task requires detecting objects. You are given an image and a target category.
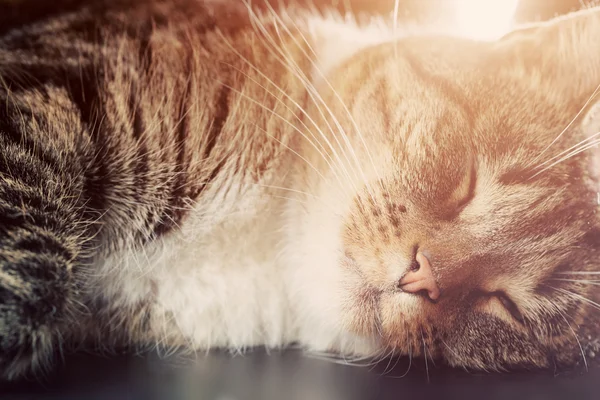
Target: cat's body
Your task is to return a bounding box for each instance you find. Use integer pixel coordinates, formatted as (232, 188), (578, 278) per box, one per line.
(76, 0), (385, 356)
(0, 0), (381, 374)
(1, 0), (600, 379)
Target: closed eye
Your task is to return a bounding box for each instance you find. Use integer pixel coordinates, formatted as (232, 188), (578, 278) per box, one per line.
(456, 161), (477, 210)
(493, 291), (525, 324)
(443, 160), (477, 219)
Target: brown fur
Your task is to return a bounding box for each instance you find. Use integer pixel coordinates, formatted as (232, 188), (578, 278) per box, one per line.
(0, 0), (599, 379)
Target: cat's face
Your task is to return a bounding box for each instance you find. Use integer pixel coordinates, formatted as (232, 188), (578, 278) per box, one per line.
(299, 12), (600, 370)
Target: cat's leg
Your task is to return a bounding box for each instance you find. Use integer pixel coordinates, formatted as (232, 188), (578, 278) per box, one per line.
(0, 125), (92, 380)
(0, 223), (80, 379)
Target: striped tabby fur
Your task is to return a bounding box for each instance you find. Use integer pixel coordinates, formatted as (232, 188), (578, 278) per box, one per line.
(0, 0), (599, 379)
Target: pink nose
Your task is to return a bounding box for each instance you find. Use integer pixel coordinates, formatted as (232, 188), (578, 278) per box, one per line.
(399, 252), (440, 301)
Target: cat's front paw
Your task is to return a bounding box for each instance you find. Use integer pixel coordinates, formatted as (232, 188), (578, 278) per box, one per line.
(0, 255), (73, 380)
(0, 305), (56, 380)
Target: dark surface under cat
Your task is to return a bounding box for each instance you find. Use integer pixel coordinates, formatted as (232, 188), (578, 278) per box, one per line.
(0, 0), (599, 397)
(1, 350), (599, 400)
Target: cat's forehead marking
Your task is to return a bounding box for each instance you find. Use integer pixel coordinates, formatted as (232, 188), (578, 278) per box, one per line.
(398, 46), (476, 121)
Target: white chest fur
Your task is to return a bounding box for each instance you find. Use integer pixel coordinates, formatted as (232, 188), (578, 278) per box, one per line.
(89, 177), (375, 356)
(90, 179), (298, 350)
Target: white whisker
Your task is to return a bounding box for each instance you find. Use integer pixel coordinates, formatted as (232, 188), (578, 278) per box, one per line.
(214, 33), (349, 190)
(387, 350), (403, 375)
(552, 302), (588, 370)
(557, 271), (600, 275)
(379, 346), (397, 375)
(278, 7), (386, 200)
(529, 82), (600, 167)
(253, 124), (335, 189)
(534, 130), (600, 169)
(272, 19), (364, 187)
(235, 5), (364, 197)
(551, 278), (600, 285)
(389, 336), (412, 378)
(551, 286), (600, 312)
(529, 136), (600, 178)
(256, 3), (364, 179)
(305, 350), (383, 367)
(421, 329), (430, 383)
(219, 60), (331, 159)
(248, 1), (381, 204)
(217, 81), (350, 194)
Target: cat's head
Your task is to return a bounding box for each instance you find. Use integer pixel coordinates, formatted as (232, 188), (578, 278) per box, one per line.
(297, 8), (600, 370)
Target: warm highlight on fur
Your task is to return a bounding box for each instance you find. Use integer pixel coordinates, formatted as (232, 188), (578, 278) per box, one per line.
(0, 0), (599, 380)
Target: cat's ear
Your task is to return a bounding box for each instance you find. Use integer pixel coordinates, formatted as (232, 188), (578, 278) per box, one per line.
(498, 7), (600, 104)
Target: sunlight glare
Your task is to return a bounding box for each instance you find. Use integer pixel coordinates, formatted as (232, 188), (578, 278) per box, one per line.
(453, 0), (520, 40)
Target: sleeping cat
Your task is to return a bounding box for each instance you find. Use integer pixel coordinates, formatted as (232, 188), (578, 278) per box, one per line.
(1, 0), (600, 379)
